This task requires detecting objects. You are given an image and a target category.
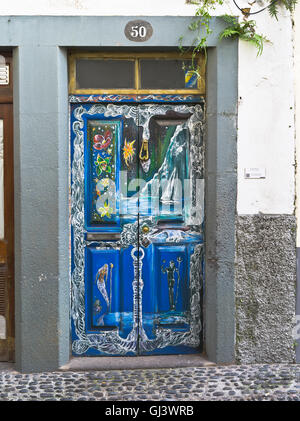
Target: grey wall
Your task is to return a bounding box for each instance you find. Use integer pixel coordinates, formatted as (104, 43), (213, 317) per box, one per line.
(296, 248), (300, 363)
(205, 45), (238, 363)
(236, 215), (296, 363)
(0, 16), (238, 371)
(13, 46), (69, 372)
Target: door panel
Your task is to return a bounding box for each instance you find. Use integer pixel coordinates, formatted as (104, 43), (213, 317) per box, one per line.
(138, 105), (190, 221)
(71, 101), (204, 357)
(71, 104), (139, 356)
(136, 104), (204, 355)
(85, 119), (120, 227)
(0, 102), (14, 362)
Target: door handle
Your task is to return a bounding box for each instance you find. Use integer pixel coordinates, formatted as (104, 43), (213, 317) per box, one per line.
(86, 233), (121, 241)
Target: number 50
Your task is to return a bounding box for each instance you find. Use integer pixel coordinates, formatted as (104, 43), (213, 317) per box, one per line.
(130, 25), (146, 38)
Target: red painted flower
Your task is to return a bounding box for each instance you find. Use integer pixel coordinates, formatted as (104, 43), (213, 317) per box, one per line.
(93, 130), (112, 150)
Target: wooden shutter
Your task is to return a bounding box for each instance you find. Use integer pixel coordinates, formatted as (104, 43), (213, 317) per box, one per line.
(0, 241), (7, 316)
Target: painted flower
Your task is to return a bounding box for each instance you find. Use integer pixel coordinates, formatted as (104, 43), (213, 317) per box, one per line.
(95, 155), (112, 176)
(95, 178), (111, 198)
(93, 130), (112, 150)
(123, 139), (136, 167)
(101, 178), (110, 188)
(97, 201), (114, 218)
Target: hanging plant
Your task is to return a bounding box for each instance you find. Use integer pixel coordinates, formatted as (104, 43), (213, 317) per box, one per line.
(219, 15), (269, 56)
(182, 0), (298, 62)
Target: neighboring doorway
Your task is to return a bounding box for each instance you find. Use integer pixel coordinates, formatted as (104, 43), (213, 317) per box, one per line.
(0, 53), (14, 362)
(69, 53), (205, 357)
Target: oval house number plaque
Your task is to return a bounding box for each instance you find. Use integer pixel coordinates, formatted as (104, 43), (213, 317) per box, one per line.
(125, 20), (153, 42)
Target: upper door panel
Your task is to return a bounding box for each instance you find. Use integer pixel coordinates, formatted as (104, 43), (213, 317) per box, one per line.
(138, 104), (204, 228)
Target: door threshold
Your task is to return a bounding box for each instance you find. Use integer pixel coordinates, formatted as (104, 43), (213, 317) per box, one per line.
(60, 354), (215, 372)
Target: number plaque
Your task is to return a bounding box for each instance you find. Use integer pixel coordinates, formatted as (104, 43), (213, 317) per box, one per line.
(124, 20), (153, 42)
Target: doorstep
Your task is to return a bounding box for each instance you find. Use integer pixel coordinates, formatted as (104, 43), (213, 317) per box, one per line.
(60, 354), (215, 372)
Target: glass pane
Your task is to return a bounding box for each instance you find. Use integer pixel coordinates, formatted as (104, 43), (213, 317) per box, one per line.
(138, 107), (191, 222)
(0, 120), (3, 239)
(0, 315), (5, 339)
(140, 59), (197, 89)
(76, 59), (135, 89)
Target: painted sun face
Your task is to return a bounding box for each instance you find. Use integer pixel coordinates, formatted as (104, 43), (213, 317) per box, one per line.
(123, 139), (136, 167)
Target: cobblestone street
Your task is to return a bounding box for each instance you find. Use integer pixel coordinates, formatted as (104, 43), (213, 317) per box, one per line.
(0, 363), (299, 401)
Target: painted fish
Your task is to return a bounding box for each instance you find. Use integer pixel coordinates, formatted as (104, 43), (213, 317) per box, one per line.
(96, 263), (110, 307)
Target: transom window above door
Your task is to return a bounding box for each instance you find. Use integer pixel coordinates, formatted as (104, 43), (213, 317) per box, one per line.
(69, 52), (205, 94)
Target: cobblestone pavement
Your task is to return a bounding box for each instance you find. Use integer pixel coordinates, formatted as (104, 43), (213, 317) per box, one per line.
(0, 364), (299, 401)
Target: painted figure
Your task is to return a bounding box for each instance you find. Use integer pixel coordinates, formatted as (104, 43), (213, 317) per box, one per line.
(161, 259), (181, 311)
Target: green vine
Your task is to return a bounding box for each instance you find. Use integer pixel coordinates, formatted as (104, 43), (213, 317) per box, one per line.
(219, 16), (269, 56)
(268, 0), (298, 18)
(182, 0), (298, 62)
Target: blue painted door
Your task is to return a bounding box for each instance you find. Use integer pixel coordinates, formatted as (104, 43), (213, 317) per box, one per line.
(70, 101), (204, 356)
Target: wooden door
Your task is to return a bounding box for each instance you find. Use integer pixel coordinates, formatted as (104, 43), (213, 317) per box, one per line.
(137, 104), (204, 355)
(70, 101), (204, 357)
(0, 53), (14, 362)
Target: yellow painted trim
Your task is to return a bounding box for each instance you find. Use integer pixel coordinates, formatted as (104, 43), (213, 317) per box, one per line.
(68, 51), (206, 95)
(69, 54), (76, 94)
(69, 51), (203, 59)
(71, 89), (204, 95)
(197, 53), (206, 94)
(135, 58), (140, 91)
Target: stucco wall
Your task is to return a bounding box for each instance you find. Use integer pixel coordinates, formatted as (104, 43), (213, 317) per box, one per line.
(237, 12), (295, 215)
(296, 5), (300, 243)
(236, 215), (296, 364)
(294, 2), (300, 363)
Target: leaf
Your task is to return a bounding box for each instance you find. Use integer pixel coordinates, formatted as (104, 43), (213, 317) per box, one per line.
(179, 0), (297, 64)
(220, 14), (238, 26)
(219, 28), (240, 39)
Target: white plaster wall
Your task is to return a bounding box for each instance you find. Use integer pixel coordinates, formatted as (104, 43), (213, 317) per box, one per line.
(2, 0), (204, 16)
(237, 11), (295, 215)
(0, 0), (296, 217)
(295, 2), (300, 245)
